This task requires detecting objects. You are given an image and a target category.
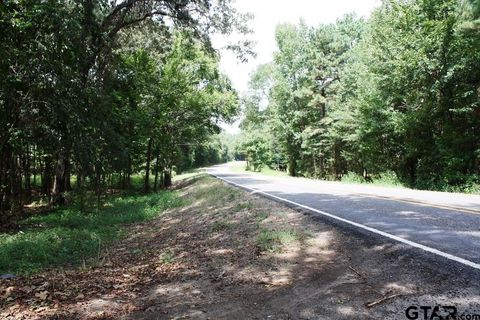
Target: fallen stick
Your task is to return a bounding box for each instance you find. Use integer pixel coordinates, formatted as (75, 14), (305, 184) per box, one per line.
(365, 294), (403, 308)
(348, 266), (366, 279)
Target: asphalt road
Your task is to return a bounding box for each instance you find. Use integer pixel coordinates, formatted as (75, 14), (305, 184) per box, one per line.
(207, 163), (480, 271)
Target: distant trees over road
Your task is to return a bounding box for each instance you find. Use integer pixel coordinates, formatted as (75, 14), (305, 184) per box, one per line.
(238, 0), (480, 192)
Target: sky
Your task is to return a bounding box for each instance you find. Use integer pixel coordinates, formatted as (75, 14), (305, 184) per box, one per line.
(214, 0), (381, 133)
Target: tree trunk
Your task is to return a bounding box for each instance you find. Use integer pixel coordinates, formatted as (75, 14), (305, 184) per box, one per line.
(0, 144), (12, 222)
(77, 173), (85, 212)
(64, 157), (72, 191)
(319, 154), (325, 179)
(9, 153), (23, 220)
(95, 163), (102, 210)
(52, 152), (67, 205)
(288, 155), (297, 177)
(287, 138), (298, 177)
(23, 147), (32, 201)
(32, 144), (37, 187)
(0, 146), (6, 217)
(122, 170), (127, 189)
(143, 138), (153, 193)
(41, 156), (53, 202)
(163, 168), (172, 188)
(407, 157), (417, 185)
(153, 153), (160, 192)
(125, 156), (132, 189)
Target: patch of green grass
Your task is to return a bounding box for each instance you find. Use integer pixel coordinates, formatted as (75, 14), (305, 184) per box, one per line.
(256, 212), (269, 222)
(256, 167), (289, 177)
(231, 161), (410, 189)
(254, 212), (269, 229)
(444, 183), (480, 194)
(234, 201), (254, 211)
(211, 220), (234, 232)
(341, 171), (405, 188)
(229, 162), (247, 174)
(256, 228), (299, 253)
(193, 179), (239, 203)
(0, 191), (184, 274)
(129, 174), (154, 190)
(159, 250), (175, 264)
(173, 169), (203, 182)
(130, 248), (143, 255)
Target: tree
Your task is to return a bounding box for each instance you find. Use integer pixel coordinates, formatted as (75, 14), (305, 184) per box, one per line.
(0, 0), (248, 224)
(241, 1), (480, 191)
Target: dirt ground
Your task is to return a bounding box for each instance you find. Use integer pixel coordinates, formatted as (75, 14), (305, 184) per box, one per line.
(1, 175), (479, 320)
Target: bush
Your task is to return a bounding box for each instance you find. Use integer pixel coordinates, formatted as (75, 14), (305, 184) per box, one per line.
(341, 172), (365, 184)
(372, 170), (403, 187)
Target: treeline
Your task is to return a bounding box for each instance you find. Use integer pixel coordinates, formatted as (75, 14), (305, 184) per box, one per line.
(239, 0), (480, 192)
(0, 0), (247, 225)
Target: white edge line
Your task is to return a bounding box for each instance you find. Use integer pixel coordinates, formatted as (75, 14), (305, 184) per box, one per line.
(209, 172), (480, 271)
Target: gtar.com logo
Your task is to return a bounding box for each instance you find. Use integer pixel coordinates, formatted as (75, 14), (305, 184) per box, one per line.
(405, 306), (457, 320)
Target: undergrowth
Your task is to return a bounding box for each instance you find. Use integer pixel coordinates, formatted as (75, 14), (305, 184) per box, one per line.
(0, 191), (184, 274)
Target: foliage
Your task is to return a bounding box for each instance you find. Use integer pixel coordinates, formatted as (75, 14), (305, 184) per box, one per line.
(0, 0), (249, 224)
(239, 1), (480, 192)
(256, 228), (299, 252)
(341, 172), (366, 184)
(0, 190), (183, 274)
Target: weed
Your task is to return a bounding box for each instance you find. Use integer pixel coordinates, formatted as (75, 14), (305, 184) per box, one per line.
(160, 250), (175, 264)
(211, 220), (234, 232)
(131, 248), (143, 255)
(256, 228), (299, 252)
(256, 212), (269, 222)
(234, 201), (253, 211)
(341, 172), (365, 184)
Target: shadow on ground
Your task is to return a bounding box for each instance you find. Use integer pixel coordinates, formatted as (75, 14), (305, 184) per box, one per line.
(1, 175), (479, 320)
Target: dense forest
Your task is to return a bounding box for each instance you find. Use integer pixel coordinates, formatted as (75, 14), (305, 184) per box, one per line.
(0, 0), (250, 226)
(1, 0), (479, 229)
(238, 0), (480, 192)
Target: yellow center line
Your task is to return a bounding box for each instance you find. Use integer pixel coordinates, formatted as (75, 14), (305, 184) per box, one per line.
(353, 193), (480, 215)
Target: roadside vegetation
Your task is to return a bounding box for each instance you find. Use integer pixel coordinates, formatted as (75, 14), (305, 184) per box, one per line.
(0, 0), (249, 229)
(233, 0), (480, 193)
(0, 175), (313, 318)
(2, 0), (479, 317)
(256, 228), (299, 252)
(0, 169), (204, 274)
(0, 190), (184, 275)
(3, 174), (479, 319)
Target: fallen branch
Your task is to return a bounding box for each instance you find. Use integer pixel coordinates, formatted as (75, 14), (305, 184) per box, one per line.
(365, 294), (403, 308)
(348, 266), (366, 279)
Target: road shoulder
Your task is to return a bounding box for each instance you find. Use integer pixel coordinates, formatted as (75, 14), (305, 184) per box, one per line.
(1, 175), (479, 319)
